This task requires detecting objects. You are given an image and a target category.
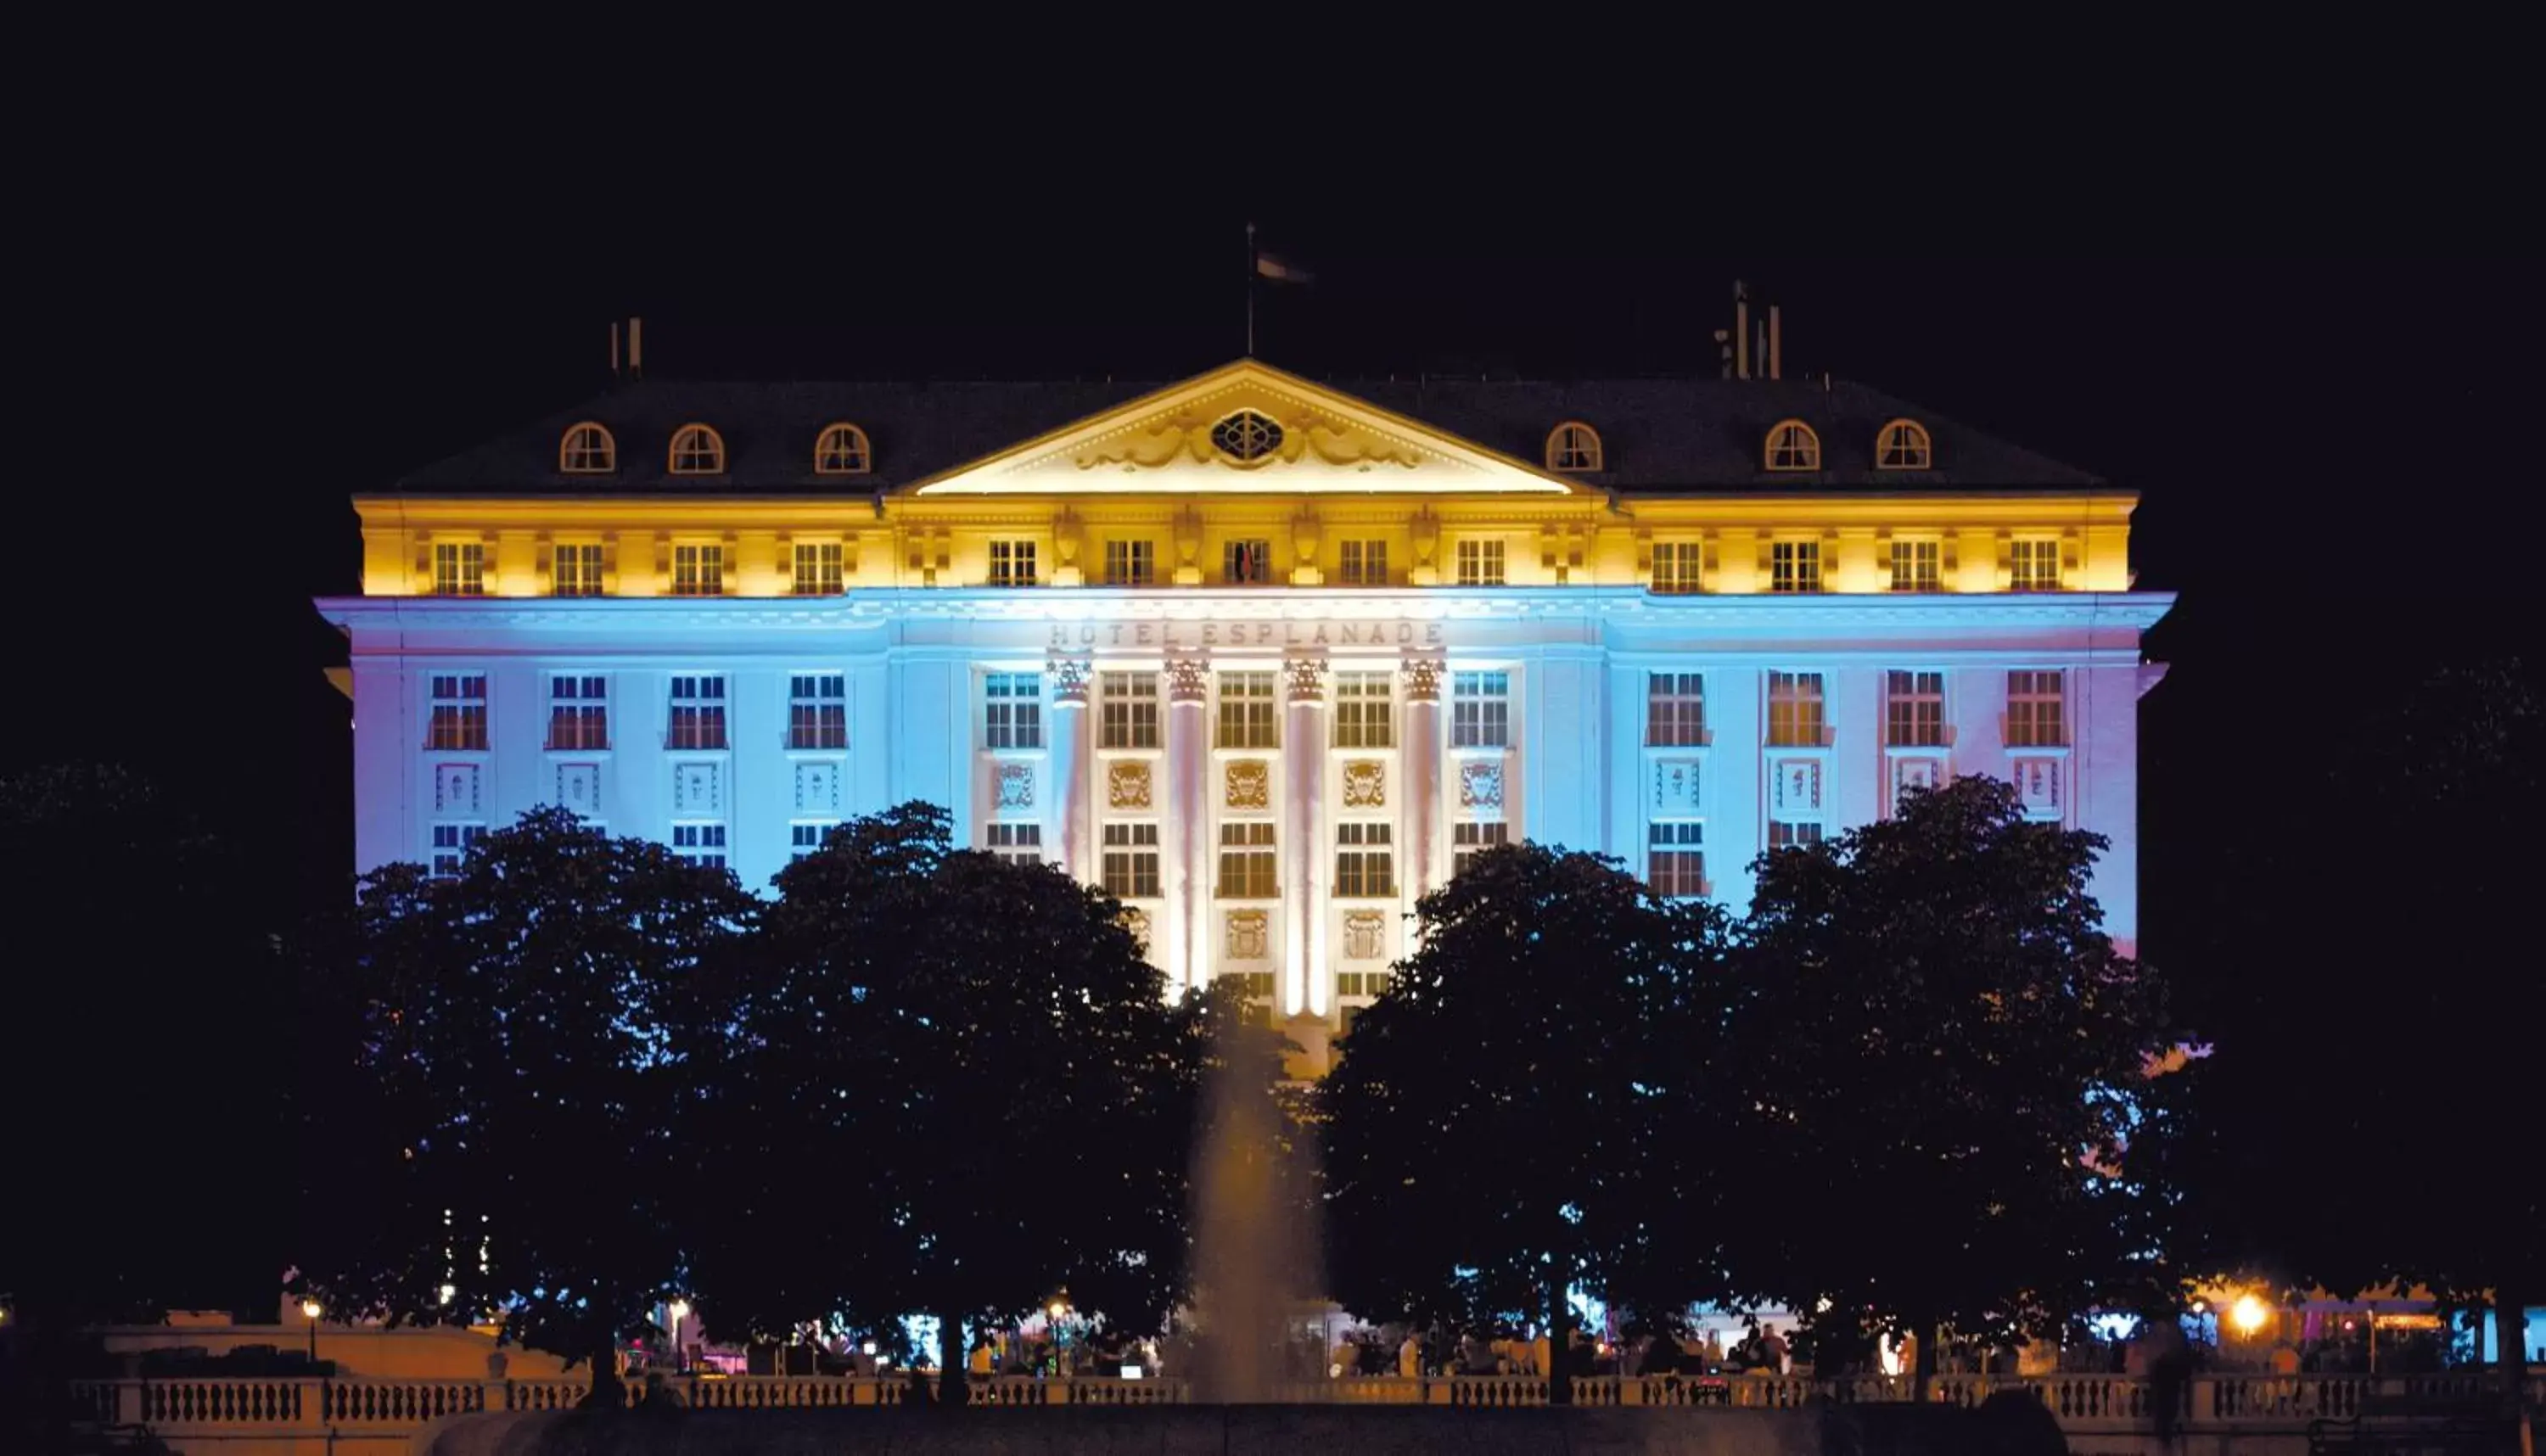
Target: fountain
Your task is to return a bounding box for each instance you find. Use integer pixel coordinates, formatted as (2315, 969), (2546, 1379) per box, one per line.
(1185, 1011), (1324, 1403)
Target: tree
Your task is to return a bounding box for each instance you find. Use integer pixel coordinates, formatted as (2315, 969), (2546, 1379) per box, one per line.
(303, 808), (755, 1406)
(688, 804), (1212, 1407)
(1723, 776), (2172, 1392)
(1318, 841), (1733, 1404)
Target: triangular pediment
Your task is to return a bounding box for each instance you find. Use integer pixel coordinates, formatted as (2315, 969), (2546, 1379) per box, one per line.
(911, 360), (1585, 496)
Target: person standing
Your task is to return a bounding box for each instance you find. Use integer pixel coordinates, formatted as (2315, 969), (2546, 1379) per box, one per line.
(1399, 1332), (1422, 1379)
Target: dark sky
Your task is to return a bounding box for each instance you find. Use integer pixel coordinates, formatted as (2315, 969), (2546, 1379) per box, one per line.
(21, 232), (2540, 969)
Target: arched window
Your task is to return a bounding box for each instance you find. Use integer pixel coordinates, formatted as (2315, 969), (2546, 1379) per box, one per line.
(1545, 421), (1604, 473)
(1876, 419), (1932, 470)
(1765, 419), (1821, 472)
(814, 423), (872, 475)
(559, 423), (616, 473)
(669, 423), (726, 474)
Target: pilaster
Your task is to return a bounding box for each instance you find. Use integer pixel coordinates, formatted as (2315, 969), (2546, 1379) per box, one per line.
(1281, 652), (1328, 1017)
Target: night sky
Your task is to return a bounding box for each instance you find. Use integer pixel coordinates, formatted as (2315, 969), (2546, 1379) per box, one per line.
(20, 233), (2539, 984)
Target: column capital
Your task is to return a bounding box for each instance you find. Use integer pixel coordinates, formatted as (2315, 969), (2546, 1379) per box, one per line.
(1399, 653), (1445, 703)
(1283, 652), (1329, 707)
(1047, 652), (1092, 708)
(1165, 652), (1211, 705)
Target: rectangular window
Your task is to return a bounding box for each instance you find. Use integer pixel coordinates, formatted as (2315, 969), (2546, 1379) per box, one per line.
(553, 543), (604, 597)
(984, 672), (1043, 749)
(1769, 820), (1824, 853)
(1334, 821), (1395, 898)
(1451, 670), (1511, 748)
(426, 673), (487, 750)
(1332, 672), (1394, 748)
(1771, 540), (1822, 594)
(789, 821), (837, 862)
(788, 673), (848, 750)
(793, 541), (844, 596)
(1646, 821), (1705, 898)
(2006, 670), (2067, 747)
(1337, 539), (1388, 586)
(1232, 971), (1276, 1002)
(989, 539), (1038, 588)
(1103, 539), (1156, 586)
(1646, 672), (1706, 747)
(670, 822), (727, 869)
(1101, 672), (1159, 750)
(1214, 671), (1277, 749)
(1225, 538), (1273, 585)
(1652, 541), (1704, 595)
(2010, 537), (2061, 592)
(668, 675), (728, 750)
(433, 541), (486, 596)
(1766, 671), (1826, 748)
(672, 544), (725, 596)
(1336, 969), (1391, 999)
(429, 822), (485, 878)
(546, 674), (608, 751)
(1455, 539), (1506, 586)
(1102, 822), (1161, 899)
(985, 821), (1043, 866)
(1885, 670), (1945, 748)
(1889, 539), (1941, 593)
(1452, 820), (1508, 877)
(1218, 821), (1277, 898)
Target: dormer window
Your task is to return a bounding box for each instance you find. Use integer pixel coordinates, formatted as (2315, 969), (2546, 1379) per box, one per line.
(1545, 421), (1604, 473)
(559, 423), (616, 473)
(1765, 419), (1821, 472)
(815, 423), (872, 475)
(669, 423), (726, 475)
(1876, 419), (1932, 470)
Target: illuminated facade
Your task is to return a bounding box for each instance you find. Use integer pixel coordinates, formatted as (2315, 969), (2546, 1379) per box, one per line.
(319, 360), (2168, 1065)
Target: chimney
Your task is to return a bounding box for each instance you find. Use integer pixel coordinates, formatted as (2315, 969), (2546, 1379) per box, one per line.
(1713, 329), (1733, 378)
(1768, 305), (1782, 380)
(609, 322), (621, 378)
(1734, 282), (1751, 380)
(629, 316), (644, 380)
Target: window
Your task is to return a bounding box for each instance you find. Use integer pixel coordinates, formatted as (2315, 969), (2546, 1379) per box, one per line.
(547, 674), (608, 750)
(669, 423), (726, 474)
(814, 423), (871, 475)
(2010, 537), (2061, 592)
(427, 673), (487, 751)
(1218, 821), (1276, 898)
(1337, 539), (1388, 586)
(559, 423), (615, 473)
(1652, 541), (1703, 595)
(1886, 671), (1945, 748)
(1765, 419), (1822, 471)
(429, 823), (485, 878)
(793, 541), (844, 596)
(1876, 419), (1933, 470)
(1451, 670), (1510, 748)
(1771, 540), (1823, 593)
(1646, 673), (1706, 747)
(1769, 820), (1824, 852)
(673, 544), (725, 596)
(668, 675), (728, 750)
(2006, 670), (2067, 748)
(1210, 410), (1282, 462)
(1102, 822), (1160, 898)
(790, 821), (837, 862)
(553, 543), (604, 596)
(990, 539), (1038, 588)
(1100, 672), (1159, 749)
(1337, 969), (1389, 999)
(1766, 671), (1825, 748)
(984, 672), (1043, 749)
(1104, 539), (1155, 586)
(1216, 671), (1277, 749)
(1225, 538), (1273, 585)
(1455, 538), (1506, 586)
(1889, 538), (1941, 593)
(433, 541), (486, 596)
(1332, 672), (1393, 748)
(1452, 820), (1508, 876)
(789, 673), (847, 750)
(671, 822), (727, 868)
(985, 822), (1043, 866)
(1646, 821), (1705, 897)
(1334, 822), (1395, 898)
(1231, 970), (1276, 1001)
(1546, 421), (1604, 472)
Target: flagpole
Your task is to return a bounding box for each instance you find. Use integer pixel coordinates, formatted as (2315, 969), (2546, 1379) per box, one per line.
(1245, 221), (1256, 357)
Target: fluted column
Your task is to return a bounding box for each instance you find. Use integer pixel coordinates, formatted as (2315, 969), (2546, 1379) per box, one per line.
(1164, 652), (1210, 997)
(1046, 653), (1091, 884)
(1403, 654), (1445, 900)
(1282, 653), (1329, 1018)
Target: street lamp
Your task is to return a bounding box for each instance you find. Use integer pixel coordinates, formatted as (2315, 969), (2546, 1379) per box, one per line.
(1047, 1302), (1068, 1376)
(668, 1300), (691, 1372)
(2230, 1294), (2270, 1337)
(300, 1300), (322, 1362)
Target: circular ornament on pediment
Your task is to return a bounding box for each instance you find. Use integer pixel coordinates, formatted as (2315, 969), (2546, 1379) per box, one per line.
(1210, 410), (1284, 463)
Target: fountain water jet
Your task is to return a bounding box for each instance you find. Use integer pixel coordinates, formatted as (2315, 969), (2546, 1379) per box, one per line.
(1186, 1011), (1323, 1403)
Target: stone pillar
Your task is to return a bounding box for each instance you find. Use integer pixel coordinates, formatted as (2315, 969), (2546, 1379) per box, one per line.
(1046, 653), (1091, 883)
(1402, 654), (1445, 900)
(1281, 653), (1329, 1018)
(1164, 652), (1210, 995)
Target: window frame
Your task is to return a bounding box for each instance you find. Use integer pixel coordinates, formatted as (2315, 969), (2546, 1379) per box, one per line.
(1765, 670), (1827, 748)
(788, 671), (848, 751)
(670, 821), (728, 868)
(1215, 670), (1278, 750)
(667, 673), (730, 752)
(1765, 419), (1823, 472)
(1451, 819), (1509, 877)
(984, 820), (1043, 866)
(1455, 537), (1506, 586)
(1884, 669), (1946, 748)
(813, 423), (872, 475)
(558, 422), (616, 474)
(1646, 672), (1707, 748)
(1332, 671), (1394, 748)
(1652, 540), (1704, 595)
(789, 820), (838, 862)
(1545, 420), (1605, 473)
(429, 822), (486, 879)
(668, 423), (727, 475)
(984, 671), (1044, 750)
(1224, 538), (1274, 585)
(1888, 537), (1942, 593)
(1646, 820), (1706, 898)
(1217, 820), (1277, 899)
(1876, 418), (1933, 470)
(2006, 669), (2067, 748)
(1450, 669), (1511, 749)
(792, 540), (844, 596)
(426, 672), (489, 752)
(1103, 538), (1156, 586)
(1102, 821), (1162, 899)
(989, 538), (1040, 588)
(552, 541), (605, 596)
(1332, 820), (1396, 899)
(432, 540), (487, 596)
(1770, 538), (1824, 594)
(1337, 538), (1388, 586)
(546, 673), (610, 752)
(672, 542), (726, 596)
(2009, 536), (2062, 592)
(1100, 671), (1160, 750)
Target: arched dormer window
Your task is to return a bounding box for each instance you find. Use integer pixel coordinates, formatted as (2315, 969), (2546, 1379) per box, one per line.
(814, 423), (872, 475)
(1545, 421), (1604, 473)
(669, 423), (726, 475)
(1765, 419), (1821, 472)
(559, 422), (616, 473)
(1876, 418), (1932, 470)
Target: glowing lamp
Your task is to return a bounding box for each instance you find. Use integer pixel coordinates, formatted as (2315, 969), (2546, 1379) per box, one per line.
(301, 1300), (323, 1320)
(1049, 1302), (1067, 1321)
(669, 1299), (692, 1322)
(2230, 1294), (2269, 1335)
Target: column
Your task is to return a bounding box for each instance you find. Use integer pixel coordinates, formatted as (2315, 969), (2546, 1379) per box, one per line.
(1401, 655), (1444, 899)
(1164, 653), (1210, 995)
(1281, 653), (1328, 1018)
(1046, 653), (1091, 883)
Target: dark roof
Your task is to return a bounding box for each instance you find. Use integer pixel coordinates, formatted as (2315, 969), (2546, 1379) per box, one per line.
(390, 372), (2104, 496)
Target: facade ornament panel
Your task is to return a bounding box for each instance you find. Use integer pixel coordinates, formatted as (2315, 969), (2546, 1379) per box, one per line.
(1282, 652), (1329, 705)
(1458, 759), (1504, 811)
(794, 760), (841, 815)
(995, 761), (1036, 811)
(1225, 759), (1271, 811)
(1399, 654), (1445, 703)
(1107, 759), (1153, 810)
(1343, 911), (1387, 961)
(1225, 909), (1270, 960)
(1770, 759), (1823, 815)
(552, 763), (601, 819)
(1650, 759), (1702, 816)
(1047, 653), (1093, 707)
(1119, 907), (1151, 954)
(433, 764), (482, 815)
(1892, 756), (1946, 811)
(671, 761), (723, 816)
(1341, 760), (1387, 809)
